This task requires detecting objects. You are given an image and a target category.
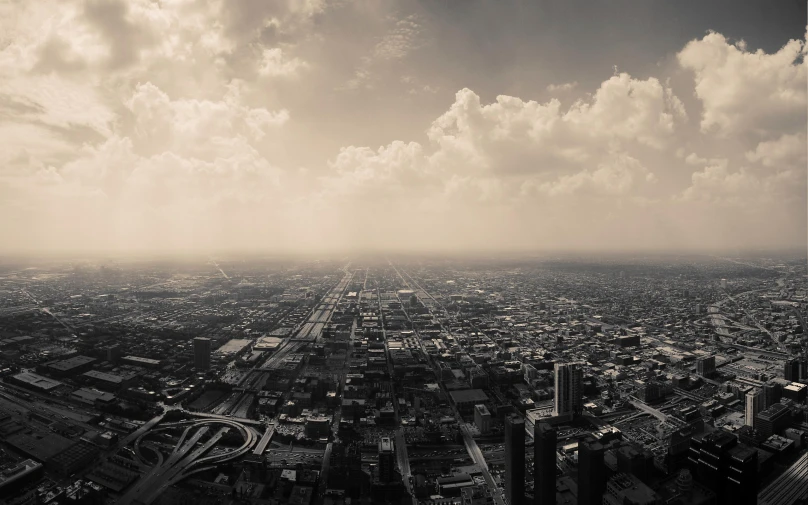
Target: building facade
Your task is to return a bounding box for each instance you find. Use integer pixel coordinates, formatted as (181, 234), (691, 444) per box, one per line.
(534, 422), (557, 505)
(194, 337), (212, 371)
(554, 362), (583, 418)
(504, 414), (525, 505)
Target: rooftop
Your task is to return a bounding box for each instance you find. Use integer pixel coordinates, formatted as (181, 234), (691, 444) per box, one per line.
(449, 388), (489, 404)
(11, 371), (63, 390)
(82, 370), (124, 383)
(215, 338), (252, 356)
(47, 355), (95, 371)
(122, 356), (161, 365)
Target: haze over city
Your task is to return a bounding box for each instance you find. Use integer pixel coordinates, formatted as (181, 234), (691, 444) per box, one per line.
(0, 0), (805, 255)
(2, 3), (808, 505)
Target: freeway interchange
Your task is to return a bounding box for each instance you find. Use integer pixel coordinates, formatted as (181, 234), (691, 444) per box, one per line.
(115, 272), (355, 504)
(117, 417), (258, 505)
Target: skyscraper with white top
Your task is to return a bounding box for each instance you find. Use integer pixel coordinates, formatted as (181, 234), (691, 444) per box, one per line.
(554, 362), (584, 418)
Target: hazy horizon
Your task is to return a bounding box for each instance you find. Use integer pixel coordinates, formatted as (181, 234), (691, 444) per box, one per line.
(1, 246), (806, 264)
(1, 0), (806, 254)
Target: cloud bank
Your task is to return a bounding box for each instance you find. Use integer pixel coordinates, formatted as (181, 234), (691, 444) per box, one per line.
(0, 1), (805, 254)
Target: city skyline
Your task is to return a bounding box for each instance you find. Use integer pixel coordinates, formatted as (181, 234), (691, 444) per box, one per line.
(0, 0), (805, 255)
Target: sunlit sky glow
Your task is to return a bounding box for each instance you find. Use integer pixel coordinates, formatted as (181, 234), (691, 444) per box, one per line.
(0, 0), (806, 254)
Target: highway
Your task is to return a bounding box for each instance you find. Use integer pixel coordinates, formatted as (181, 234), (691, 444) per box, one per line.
(709, 286), (785, 351)
(233, 268), (353, 393)
(626, 399), (669, 423)
(390, 262), (504, 505)
(118, 412), (166, 451)
(672, 387), (709, 403)
(253, 423), (276, 455)
(208, 257), (230, 280)
(459, 424), (504, 505)
(118, 418), (256, 505)
(724, 290), (781, 350)
(295, 270), (353, 341)
(22, 289), (77, 335)
(185, 410), (263, 425)
(226, 272), (353, 407)
(373, 281), (416, 503)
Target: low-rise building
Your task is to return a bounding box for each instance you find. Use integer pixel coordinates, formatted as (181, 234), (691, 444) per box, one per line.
(6, 371), (63, 393)
(121, 356), (162, 369)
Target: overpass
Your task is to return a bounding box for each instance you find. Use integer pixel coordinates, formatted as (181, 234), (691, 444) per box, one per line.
(118, 418), (257, 505)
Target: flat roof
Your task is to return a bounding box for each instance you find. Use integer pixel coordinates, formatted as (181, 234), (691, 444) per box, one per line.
(379, 437), (394, 452)
(254, 336), (283, 350)
(48, 355), (96, 371)
(122, 356), (161, 365)
(82, 370), (123, 383)
(449, 389), (489, 404)
(6, 432), (73, 462)
(12, 371), (63, 391)
(72, 388), (116, 403)
(215, 339), (252, 355)
(0, 459), (42, 488)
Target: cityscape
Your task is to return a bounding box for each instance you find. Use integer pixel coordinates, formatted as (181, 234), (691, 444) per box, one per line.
(0, 254), (806, 505)
(1, 0), (807, 504)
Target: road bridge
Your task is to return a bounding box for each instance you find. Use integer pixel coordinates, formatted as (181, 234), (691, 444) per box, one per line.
(118, 418), (256, 505)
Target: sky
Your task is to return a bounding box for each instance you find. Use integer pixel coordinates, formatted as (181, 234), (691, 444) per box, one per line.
(0, 0), (806, 255)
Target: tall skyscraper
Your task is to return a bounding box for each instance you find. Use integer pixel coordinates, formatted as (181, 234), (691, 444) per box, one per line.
(578, 438), (606, 505)
(696, 356), (716, 378)
(616, 445), (653, 483)
(784, 359), (800, 381)
(378, 437), (395, 483)
(755, 403), (790, 438)
(554, 362), (583, 417)
(504, 414), (525, 505)
(194, 337), (211, 371)
(688, 431), (757, 505)
(745, 389), (763, 427)
(534, 422), (557, 505)
(799, 356), (808, 381)
(762, 382), (781, 409)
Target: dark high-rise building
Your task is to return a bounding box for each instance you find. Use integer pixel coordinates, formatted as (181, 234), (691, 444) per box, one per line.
(504, 414), (525, 505)
(696, 356), (716, 378)
(194, 337), (211, 371)
(616, 444), (653, 483)
(106, 344), (122, 363)
(554, 362), (584, 417)
(688, 430), (758, 505)
(785, 359), (800, 382)
(329, 443), (363, 497)
(762, 383), (781, 409)
(578, 438), (606, 505)
(378, 437), (395, 483)
(534, 422), (557, 505)
(726, 445), (758, 505)
(755, 403), (790, 439)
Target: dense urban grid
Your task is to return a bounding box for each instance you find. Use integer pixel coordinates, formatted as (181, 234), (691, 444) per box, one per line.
(0, 253), (806, 505)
